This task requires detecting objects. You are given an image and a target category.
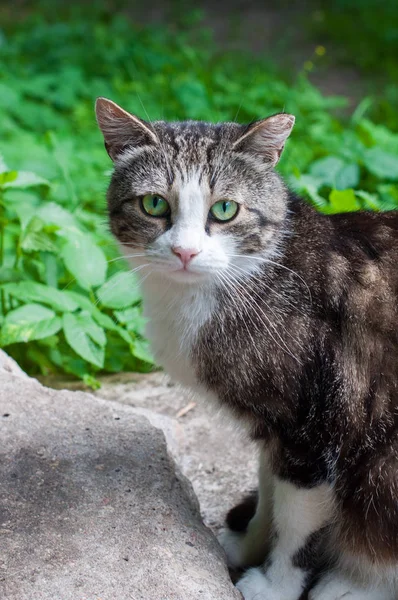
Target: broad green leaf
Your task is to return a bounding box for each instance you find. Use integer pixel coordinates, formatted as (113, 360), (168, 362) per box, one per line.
(61, 233), (107, 290)
(73, 311), (106, 346)
(91, 310), (133, 346)
(2, 281), (78, 312)
(363, 148), (398, 180)
(20, 217), (58, 253)
(62, 313), (105, 367)
(334, 164), (360, 190)
(64, 291), (133, 348)
(310, 157), (345, 185)
(96, 271), (142, 309)
(132, 339), (153, 364)
(326, 189), (360, 214)
(309, 156), (360, 190)
(62, 292), (130, 343)
(0, 303), (62, 346)
(37, 202), (79, 230)
(3, 171), (50, 189)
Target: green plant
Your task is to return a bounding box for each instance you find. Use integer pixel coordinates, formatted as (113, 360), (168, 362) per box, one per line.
(0, 3), (397, 384)
(0, 157), (152, 385)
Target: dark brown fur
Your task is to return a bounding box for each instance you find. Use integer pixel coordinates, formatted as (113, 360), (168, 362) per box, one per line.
(195, 198), (398, 562)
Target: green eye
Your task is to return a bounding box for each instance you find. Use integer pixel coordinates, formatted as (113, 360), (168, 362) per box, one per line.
(210, 200), (239, 222)
(141, 194), (170, 217)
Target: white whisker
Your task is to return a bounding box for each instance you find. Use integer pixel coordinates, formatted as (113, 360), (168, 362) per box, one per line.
(222, 266), (302, 364)
(228, 253), (312, 304)
(107, 254), (147, 264)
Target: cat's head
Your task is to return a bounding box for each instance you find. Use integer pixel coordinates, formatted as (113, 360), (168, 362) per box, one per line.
(96, 98), (294, 285)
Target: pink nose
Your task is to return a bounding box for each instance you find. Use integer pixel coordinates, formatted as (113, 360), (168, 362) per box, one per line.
(172, 246), (200, 267)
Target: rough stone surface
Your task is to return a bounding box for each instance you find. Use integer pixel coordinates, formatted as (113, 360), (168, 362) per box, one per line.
(0, 369), (241, 600)
(40, 371), (258, 535)
(92, 372), (258, 534)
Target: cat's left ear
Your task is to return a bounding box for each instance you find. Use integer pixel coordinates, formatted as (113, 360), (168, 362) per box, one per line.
(233, 113), (295, 166)
(95, 97), (158, 161)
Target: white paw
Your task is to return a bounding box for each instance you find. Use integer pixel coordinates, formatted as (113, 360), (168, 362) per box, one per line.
(236, 568), (278, 600)
(219, 525), (269, 569)
(309, 573), (394, 600)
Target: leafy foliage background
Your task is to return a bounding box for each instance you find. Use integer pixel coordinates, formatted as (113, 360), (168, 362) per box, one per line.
(0, 1), (397, 385)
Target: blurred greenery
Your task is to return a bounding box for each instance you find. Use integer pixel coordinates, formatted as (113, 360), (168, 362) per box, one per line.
(0, 2), (397, 384)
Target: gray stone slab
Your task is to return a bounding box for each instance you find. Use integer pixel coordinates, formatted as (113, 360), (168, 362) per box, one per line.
(0, 369), (240, 600)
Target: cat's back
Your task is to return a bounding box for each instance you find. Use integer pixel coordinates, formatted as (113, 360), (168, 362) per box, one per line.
(329, 208), (398, 256)
(290, 203), (398, 299)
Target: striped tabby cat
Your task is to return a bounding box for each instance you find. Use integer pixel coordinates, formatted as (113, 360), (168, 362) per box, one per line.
(96, 97), (398, 600)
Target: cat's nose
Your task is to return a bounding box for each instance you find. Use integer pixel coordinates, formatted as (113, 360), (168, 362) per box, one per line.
(172, 246), (200, 267)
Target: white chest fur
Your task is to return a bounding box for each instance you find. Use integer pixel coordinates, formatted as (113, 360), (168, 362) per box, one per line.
(141, 279), (217, 391)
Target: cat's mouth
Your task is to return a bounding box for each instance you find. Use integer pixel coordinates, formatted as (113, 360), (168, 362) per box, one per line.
(165, 265), (209, 282)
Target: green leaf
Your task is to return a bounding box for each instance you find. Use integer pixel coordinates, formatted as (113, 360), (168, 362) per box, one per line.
(62, 292), (130, 343)
(0, 304), (62, 346)
(61, 233), (107, 290)
(83, 373), (101, 390)
(0, 268), (24, 283)
(63, 290), (98, 313)
(309, 156), (360, 190)
(363, 148), (398, 180)
(289, 174), (326, 208)
(77, 311), (106, 346)
(20, 217), (58, 253)
(355, 190), (381, 211)
(2, 171), (50, 189)
(96, 272), (142, 309)
(0, 171), (18, 187)
(2, 281), (78, 312)
(37, 202), (79, 230)
(62, 313), (105, 367)
(334, 164), (360, 190)
(13, 201), (37, 231)
(114, 307), (147, 335)
(132, 339), (154, 364)
(358, 119), (398, 155)
(326, 189), (360, 214)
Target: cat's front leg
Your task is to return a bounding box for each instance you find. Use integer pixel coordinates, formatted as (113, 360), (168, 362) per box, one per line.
(220, 450), (273, 568)
(236, 478), (334, 600)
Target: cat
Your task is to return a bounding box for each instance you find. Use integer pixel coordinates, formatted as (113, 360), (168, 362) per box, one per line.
(96, 97), (398, 600)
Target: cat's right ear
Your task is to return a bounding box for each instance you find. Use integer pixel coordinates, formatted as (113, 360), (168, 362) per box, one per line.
(95, 98), (158, 161)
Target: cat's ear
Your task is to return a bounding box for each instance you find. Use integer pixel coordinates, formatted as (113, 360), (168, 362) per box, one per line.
(232, 113), (295, 166)
(95, 97), (158, 161)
